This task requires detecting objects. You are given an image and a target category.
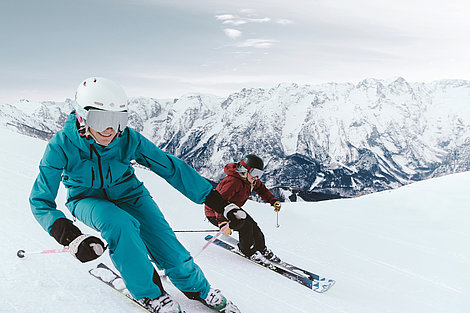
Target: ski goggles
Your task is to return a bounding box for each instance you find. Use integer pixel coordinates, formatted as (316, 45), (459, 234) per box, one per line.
(240, 160), (264, 178)
(85, 109), (128, 132)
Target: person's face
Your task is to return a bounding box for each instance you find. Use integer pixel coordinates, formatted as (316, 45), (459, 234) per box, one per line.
(88, 127), (117, 146)
(246, 171), (259, 183)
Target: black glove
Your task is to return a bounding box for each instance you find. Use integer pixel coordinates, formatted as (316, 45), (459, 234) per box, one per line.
(50, 218), (82, 246)
(68, 234), (106, 263)
(223, 203), (247, 231)
(50, 218), (105, 263)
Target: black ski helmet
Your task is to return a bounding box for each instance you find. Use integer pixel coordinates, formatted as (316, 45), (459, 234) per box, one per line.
(241, 154), (264, 170)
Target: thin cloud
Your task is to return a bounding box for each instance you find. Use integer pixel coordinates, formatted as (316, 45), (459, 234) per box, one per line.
(215, 11), (287, 48)
(222, 19), (247, 26)
(215, 13), (271, 26)
(215, 14), (236, 21)
(236, 39), (279, 48)
(224, 28), (243, 39)
(246, 17), (271, 23)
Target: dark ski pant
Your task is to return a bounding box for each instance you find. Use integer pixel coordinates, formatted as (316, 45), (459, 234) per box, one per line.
(71, 195), (210, 300)
(208, 214), (266, 257)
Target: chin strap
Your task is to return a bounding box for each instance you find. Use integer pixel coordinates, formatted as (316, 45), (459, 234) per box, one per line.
(85, 125), (98, 142)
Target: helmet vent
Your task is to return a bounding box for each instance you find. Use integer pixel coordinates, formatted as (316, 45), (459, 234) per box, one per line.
(93, 101), (104, 106)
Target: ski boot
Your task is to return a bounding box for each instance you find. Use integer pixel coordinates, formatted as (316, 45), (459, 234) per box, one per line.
(203, 288), (241, 313)
(249, 250), (271, 266)
(262, 247), (280, 262)
(138, 293), (182, 313)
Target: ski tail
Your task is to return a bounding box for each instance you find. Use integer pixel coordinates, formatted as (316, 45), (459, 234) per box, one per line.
(89, 263), (153, 312)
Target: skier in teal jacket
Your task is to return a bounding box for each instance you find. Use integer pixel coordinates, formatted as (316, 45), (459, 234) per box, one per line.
(29, 77), (246, 313)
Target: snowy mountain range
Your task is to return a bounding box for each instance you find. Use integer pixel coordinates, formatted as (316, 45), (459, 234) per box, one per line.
(1, 77), (469, 198)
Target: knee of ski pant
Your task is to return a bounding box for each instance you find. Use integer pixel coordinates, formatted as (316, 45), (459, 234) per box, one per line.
(237, 214), (256, 232)
(164, 255), (194, 277)
(247, 214), (258, 226)
(98, 211), (141, 249)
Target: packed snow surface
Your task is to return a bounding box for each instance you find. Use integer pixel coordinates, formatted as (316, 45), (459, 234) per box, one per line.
(1, 127), (469, 313)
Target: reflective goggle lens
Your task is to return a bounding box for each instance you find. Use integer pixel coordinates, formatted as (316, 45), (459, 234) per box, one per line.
(86, 109), (128, 132)
(249, 167), (264, 178)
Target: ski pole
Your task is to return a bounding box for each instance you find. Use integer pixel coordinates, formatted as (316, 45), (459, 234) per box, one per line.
(193, 223), (230, 258)
(17, 248), (69, 258)
(174, 229), (219, 233)
(275, 211), (280, 228)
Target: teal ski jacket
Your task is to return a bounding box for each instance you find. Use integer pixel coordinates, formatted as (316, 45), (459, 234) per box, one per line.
(30, 111), (213, 234)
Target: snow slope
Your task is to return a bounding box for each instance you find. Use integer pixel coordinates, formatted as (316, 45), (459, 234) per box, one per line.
(1, 128), (469, 313)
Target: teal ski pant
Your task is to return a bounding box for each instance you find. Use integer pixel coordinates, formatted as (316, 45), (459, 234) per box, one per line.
(71, 195), (210, 300)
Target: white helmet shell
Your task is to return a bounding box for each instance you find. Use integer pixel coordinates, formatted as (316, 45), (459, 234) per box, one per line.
(74, 77), (128, 118)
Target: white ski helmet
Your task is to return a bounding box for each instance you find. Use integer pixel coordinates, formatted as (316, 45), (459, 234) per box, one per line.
(74, 77), (129, 132)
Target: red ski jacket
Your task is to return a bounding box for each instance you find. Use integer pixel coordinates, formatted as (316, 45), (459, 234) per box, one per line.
(205, 163), (277, 223)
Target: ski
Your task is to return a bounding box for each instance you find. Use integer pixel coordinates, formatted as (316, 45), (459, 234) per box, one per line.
(89, 263), (186, 313)
(219, 235), (329, 282)
(204, 235), (335, 293)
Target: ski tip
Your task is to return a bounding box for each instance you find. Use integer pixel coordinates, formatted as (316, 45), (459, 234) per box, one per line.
(314, 279), (336, 293)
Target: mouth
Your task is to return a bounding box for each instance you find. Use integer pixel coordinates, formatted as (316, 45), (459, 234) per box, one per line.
(98, 132), (113, 138)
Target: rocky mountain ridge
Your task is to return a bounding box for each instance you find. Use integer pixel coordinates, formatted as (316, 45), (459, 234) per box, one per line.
(2, 77), (469, 199)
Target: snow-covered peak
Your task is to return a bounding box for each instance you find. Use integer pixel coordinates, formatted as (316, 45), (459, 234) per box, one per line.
(2, 77), (470, 198)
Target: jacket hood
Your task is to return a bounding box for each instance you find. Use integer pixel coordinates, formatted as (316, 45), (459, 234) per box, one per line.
(224, 162), (239, 176)
(224, 163), (250, 185)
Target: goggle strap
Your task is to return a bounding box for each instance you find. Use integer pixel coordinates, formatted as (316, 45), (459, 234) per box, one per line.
(239, 159), (251, 170)
(240, 160), (263, 178)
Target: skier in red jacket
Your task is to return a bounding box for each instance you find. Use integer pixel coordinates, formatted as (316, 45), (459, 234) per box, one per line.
(205, 154), (282, 264)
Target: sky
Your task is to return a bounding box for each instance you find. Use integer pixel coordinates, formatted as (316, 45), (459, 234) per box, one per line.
(1, 0), (470, 105)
